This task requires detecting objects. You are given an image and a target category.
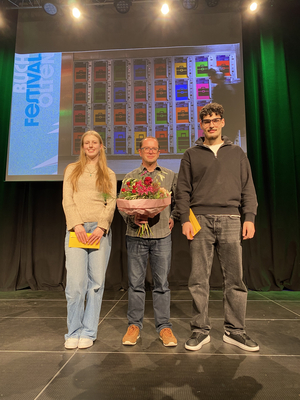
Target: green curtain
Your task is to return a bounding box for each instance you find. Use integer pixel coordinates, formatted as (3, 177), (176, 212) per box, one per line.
(0, 13), (15, 181)
(242, 8), (300, 290)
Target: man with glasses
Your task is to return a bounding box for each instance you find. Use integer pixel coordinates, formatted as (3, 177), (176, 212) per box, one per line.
(121, 137), (178, 347)
(176, 102), (259, 352)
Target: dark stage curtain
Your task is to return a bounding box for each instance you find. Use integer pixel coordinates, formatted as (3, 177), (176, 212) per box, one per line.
(0, 6), (300, 291)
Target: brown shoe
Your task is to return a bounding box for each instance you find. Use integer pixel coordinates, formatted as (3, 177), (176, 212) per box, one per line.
(122, 325), (140, 345)
(159, 328), (177, 347)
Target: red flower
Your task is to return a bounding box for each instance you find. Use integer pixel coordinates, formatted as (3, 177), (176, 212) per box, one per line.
(126, 182), (131, 186)
(121, 188), (126, 192)
(132, 189), (137, 194)
(144, 177), (153, 186)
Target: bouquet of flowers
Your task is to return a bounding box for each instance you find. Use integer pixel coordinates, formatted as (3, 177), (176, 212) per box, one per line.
(117, 171), (171, 237)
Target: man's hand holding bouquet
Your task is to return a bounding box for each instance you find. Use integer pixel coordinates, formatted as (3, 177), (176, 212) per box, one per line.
(117, 171), (171, 237)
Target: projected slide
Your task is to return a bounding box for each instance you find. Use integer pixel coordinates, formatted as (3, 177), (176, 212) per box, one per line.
(6, 44), (245, 181)
(8, 53), (62, 177)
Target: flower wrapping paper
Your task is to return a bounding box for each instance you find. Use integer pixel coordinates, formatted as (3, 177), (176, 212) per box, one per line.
(117, 197), (171, 218)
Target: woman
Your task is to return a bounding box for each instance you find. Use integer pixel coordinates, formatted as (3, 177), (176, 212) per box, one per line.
(63, 130), (116, 349)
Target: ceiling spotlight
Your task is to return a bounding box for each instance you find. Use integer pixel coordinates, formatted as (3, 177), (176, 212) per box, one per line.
(206, 0), (219, 6)
(43, 2), (58, 15)
(181, 0), (198, 10)
(161, 3), (169, 14)
(249, 2), (258, 11)
(72, 7), (81, 18)
(114, 0), (132, 14)
(0, 13), (4, 29)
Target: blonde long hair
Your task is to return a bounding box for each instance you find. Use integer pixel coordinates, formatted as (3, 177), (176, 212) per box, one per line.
(67, 130), (112, 195)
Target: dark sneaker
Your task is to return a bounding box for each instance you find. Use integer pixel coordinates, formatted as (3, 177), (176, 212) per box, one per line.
(122, 325), (140, 345)
(185, 332), (210, 351)
(223, 331), (259, 352)
(159, 328), (177, 347)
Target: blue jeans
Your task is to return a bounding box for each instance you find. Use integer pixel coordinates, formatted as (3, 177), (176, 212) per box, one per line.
(64, 222), (112, 341)
(126, 234), (172, 333)
(189, 215), (247, 335)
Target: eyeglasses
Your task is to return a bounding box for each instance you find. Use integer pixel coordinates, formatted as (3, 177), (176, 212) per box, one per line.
(201, 118), (223, 126)
(141, 147), (159, 153)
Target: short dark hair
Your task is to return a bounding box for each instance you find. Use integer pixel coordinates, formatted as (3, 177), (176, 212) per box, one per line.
(208, 68), (217, 77)
(200, 103), (224, 121)
(139, 137), (160, 149)
(208, 68), (225, 81)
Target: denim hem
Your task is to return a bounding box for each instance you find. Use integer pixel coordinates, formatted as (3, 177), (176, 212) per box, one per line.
(156, 323), (172, 333)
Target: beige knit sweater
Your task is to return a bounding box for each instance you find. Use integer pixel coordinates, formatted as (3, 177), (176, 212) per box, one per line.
(62, 164), (116, 231)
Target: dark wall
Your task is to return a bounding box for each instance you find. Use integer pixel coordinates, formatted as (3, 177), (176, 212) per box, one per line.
(16, 4), (241, 54)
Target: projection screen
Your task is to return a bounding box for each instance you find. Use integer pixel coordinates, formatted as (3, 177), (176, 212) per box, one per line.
(6, 6), (246, 181)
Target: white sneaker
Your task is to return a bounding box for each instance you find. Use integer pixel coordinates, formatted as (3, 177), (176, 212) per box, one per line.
(223, 331), (259, 352)
(78, 338), (94, 349)
(64, 338), (79, 349)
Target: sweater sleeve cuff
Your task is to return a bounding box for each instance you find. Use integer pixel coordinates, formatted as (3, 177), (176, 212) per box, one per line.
(244, 213), (256, 224)
(67, 218), (84, 231)
(180, 212), (190, 225)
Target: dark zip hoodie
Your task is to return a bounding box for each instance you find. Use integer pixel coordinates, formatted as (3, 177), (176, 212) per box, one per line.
(176, 136), (258, 225)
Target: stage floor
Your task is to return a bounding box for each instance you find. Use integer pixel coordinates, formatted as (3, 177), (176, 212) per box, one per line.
(0, 289), (299, 399)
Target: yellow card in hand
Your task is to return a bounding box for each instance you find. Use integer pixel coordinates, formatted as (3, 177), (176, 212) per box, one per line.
(189, 209), (201, 239)
(69, 232), (100, 249)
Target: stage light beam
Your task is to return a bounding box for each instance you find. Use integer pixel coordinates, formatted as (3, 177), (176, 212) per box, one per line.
(72, 7), (81, 18)
(161, 3), (169, 14)
(250, 2), (258, 12)
(0, 13), (4, 29)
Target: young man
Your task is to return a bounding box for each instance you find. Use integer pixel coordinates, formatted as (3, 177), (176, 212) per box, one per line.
(176, 103), (259, 352)
(120, 137), (177, 347)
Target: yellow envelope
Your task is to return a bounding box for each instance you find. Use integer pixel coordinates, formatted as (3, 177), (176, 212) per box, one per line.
(69, 232), (100, 249)
(189, 209), (201, 239)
